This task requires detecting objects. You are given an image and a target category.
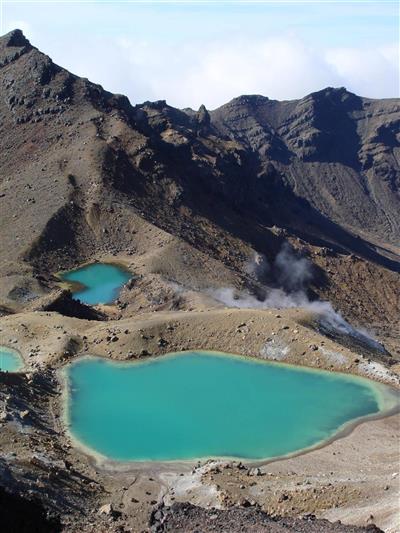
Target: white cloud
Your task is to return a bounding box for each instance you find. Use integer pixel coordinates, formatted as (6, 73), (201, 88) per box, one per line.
(325, 45), (399, 99)
(4, 20), (34, 39)
(173, 37), (338, 108)
(109, 35), (399, 108)
(3, 20), (398, 107)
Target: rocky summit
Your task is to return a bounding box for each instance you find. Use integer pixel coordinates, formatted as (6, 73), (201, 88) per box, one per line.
(0, 29), (399, 533)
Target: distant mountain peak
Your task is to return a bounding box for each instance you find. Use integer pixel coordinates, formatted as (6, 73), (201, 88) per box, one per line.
(2, 28), (31, 48)
(228, 94), (270, 106)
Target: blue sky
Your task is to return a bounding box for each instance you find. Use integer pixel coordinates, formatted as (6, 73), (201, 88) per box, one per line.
(2, 1), (399, 108)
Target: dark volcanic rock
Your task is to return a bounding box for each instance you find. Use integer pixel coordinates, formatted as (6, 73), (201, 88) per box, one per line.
(29, 289), (106, 320)
(0, 486), (62, 533)
(210, 90), (400, 245)
(150, 502), (383, 533)
(4, 28), (31, 48)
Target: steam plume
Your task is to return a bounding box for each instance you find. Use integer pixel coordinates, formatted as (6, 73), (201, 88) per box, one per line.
(210, 243), (385, 353)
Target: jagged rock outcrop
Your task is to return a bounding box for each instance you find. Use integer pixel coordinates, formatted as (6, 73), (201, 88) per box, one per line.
(149, 502), (384, 533)
(0, 486), (62, 533)
(210, 89), (400, 243)
(28, 289), (106, 320)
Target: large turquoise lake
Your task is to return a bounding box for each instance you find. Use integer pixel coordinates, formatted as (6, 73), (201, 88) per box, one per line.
(59, 263), (131, 305)
(0, 346), (24, 372)
(65, 351), (394, 462)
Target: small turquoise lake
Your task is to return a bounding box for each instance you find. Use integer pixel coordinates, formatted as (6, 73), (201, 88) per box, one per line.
(65, 351), (396, 462)
(59, 263), (131, 305)
(0, 346), (24, 372)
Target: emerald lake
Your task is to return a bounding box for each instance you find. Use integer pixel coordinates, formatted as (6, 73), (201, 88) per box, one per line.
(59, 263), (131, 305)
(0, 346), (24, 372)
(65, 351), (395, 462)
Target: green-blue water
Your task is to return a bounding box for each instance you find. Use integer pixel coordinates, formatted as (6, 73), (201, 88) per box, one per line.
(66, 351), (385, 462)
(59, 263), (131, 305)
(0, 346), (24, 372)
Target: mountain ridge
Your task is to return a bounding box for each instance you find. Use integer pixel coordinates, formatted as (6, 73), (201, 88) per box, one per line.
(0, 28), (399, 350)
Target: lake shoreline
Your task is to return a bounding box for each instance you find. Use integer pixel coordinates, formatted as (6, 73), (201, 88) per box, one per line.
(56, 262), (132, 305)
(1, 306), (399, 532)
(61, 350), (400, 467)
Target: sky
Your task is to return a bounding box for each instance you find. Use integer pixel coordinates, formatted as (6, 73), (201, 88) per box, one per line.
(1, 0), (399, 109)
